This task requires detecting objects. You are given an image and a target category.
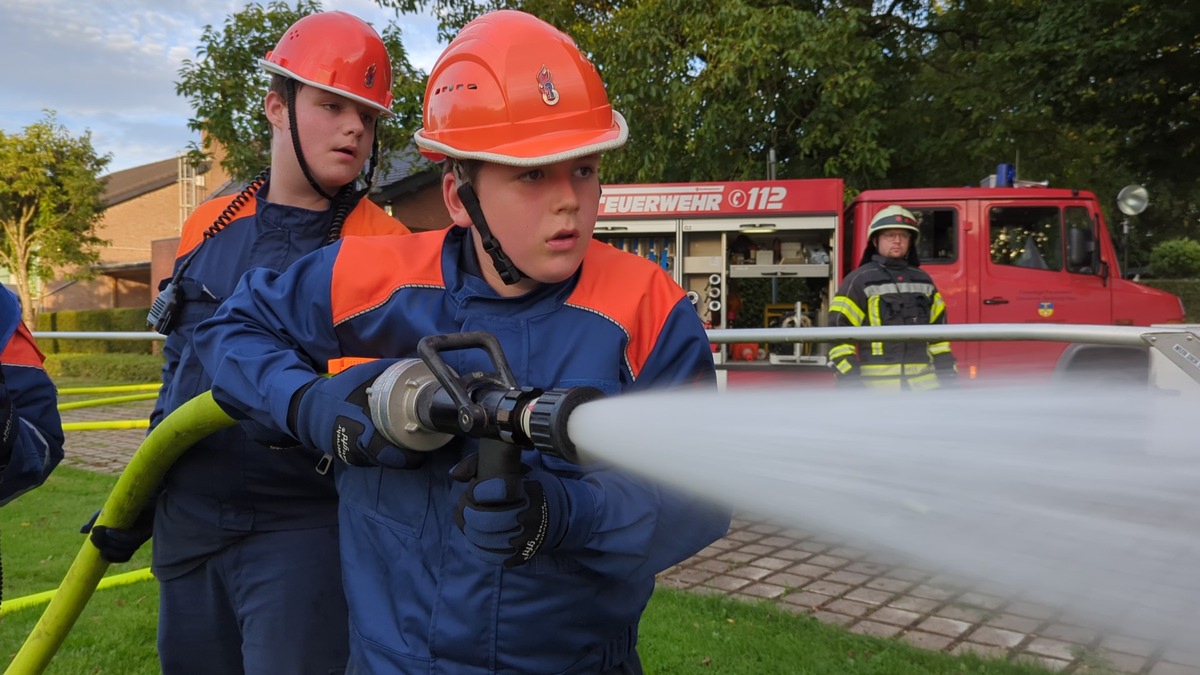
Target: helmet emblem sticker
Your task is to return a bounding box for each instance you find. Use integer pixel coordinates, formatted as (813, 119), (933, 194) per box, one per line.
(536, 65), (560, 106)
(364, 64), (377, 89)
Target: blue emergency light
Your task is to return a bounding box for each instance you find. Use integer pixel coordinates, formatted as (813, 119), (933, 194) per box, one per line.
(995, 163), (1016, 188)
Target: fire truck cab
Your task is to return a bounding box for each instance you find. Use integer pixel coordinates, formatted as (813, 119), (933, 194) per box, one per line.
(595, 173), (1185, 384)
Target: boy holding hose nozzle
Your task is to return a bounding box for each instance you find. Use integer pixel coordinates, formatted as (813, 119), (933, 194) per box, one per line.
(193, 9), (730, 674)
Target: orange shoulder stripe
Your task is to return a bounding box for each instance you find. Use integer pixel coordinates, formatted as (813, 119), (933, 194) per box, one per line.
(330, 230), (448, 325)
(341, 201), (412, 237)
(567, 241), (685, 379)
(3, 322), (46, 367)
(176, 196), (258, 258)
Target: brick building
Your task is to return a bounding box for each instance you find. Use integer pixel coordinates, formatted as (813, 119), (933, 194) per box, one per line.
(42, 147), (447, 314)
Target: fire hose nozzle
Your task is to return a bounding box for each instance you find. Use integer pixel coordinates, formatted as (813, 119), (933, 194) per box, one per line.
(524, 386), (605, 463)
(367, 358), (455, 451)
(366, 356), (604, 461)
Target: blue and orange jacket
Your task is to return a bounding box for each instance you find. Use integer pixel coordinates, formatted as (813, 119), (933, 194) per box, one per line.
(150, 187), (408, 578)
(0, 288), (64, 505)
(195, 226), (732, 674)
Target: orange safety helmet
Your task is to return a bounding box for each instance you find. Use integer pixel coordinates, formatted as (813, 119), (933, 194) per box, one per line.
(413, 9), (628, 166)
(260, 11), (394, 116)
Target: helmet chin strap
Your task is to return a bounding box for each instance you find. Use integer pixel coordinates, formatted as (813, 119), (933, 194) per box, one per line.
(286, 78), (339, 203)
(453, 164), (525, 285)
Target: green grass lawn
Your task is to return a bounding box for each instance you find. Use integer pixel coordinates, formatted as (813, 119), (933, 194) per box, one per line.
(1, 467), (158, 673)
(641, 591), (1057, 674)
(2, 468), (1058, 674)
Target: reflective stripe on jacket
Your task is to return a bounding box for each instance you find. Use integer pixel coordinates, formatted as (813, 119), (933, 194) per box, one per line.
(828, 254), (954, 390)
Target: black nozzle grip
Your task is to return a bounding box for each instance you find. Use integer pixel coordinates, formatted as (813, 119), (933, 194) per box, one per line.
(476, 439), (522, 491)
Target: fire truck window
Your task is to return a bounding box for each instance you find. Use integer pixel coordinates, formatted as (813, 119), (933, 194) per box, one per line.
(1064, 206), (1095, 274)
(989, 206), (1062, 271)
(911, 208), (957, 264)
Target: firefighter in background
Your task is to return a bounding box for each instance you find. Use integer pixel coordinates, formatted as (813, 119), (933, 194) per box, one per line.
(80, 12), (410, 674)
(827, 205), (957, 390)
(192, 10), (730, 674)
(0, 288), (64, 505)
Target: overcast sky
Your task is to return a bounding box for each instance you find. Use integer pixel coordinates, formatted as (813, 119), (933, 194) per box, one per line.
(0, 0), (444, 174)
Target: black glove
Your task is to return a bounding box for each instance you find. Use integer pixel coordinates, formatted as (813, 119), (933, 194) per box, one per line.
(832, 362), (863, 389)
(81, 503), (155, 563)
(0, 364), (16, 464)
(450, 452), (571, 568)
(933, 352), (958, 388)
(287, 359), (426, 469)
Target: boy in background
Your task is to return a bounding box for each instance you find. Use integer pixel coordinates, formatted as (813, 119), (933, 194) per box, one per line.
(83, 11), (410, 674)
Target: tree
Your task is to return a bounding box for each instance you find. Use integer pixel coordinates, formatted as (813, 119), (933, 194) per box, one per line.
(0, 112), (110, 325)
(384, 0), (913, 185)
(891, 0), (1200, 255)
(1019, 0), (1200, 249)
(587, 0), (895, 184)
(176, 0), (427, 184)
(386, 0), (1198, 234)
(1149, 239), (1200, 279)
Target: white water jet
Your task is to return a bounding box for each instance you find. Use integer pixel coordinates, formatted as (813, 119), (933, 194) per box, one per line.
(568, 380), (1198, 649)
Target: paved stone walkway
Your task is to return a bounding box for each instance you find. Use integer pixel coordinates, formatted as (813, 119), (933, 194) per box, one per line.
(58, 397), (1200, 675)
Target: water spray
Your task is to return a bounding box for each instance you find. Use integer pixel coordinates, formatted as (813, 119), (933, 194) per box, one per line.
(566, 379), (1199, 653)
(362, 328), (1200, 655)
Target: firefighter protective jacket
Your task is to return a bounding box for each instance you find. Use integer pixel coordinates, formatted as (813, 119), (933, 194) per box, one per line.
(0, 288), (64, 505)
(193, 226), (732, 674)
(150, 188), (407, 578)
(827, 254), (955, 390)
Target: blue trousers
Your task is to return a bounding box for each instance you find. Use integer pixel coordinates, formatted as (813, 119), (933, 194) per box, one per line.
(157, 525), (349, 675)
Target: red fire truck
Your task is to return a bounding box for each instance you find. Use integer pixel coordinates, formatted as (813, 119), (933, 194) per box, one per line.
(594, 173), (1186, 384)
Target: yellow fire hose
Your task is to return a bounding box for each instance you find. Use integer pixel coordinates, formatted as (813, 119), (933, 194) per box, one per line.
(61, 420), (150, 432)
(55, 384), (161, 396)
(56, 393), (160, 411)
(5, 391), (236, 675)
(0, 569), (155, 616)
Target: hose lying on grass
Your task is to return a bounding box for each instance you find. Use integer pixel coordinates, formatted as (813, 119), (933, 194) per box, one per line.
(5, 392), (235, 675)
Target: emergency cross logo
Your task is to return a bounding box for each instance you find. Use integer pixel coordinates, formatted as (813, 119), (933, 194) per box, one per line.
(536, 65), (559, 106)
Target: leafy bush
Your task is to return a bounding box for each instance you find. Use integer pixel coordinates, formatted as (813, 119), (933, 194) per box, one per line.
(34, 307), (154, 354)
(44, 353), (164, 383)
(1148, 238), (1200, 279)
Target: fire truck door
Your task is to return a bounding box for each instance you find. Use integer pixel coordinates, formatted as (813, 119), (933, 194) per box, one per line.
(904, 204), (972, 368)
(977, 203), (1112, 375)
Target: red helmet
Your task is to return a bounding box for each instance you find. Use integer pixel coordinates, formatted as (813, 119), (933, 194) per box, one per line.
(413, 10), (628, 166)
(260, 11), (394, 116)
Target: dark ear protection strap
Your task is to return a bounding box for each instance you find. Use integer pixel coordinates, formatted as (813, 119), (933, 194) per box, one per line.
(456, 181), (524, 285)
